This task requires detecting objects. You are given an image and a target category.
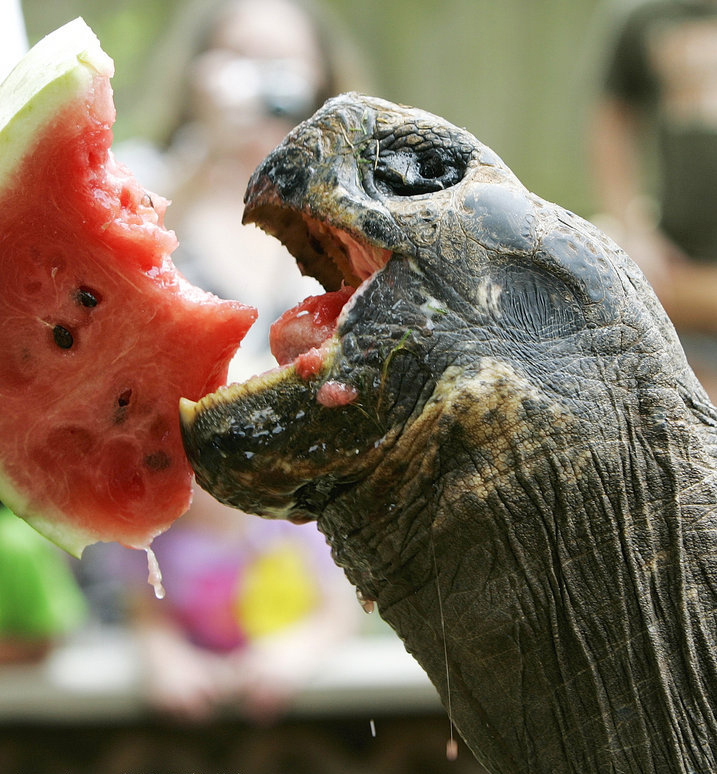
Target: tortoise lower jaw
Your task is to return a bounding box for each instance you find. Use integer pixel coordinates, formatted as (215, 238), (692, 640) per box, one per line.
(181, 361), (302, 424)
(178, 333), (348, 512)
(179, 334), (338, 454)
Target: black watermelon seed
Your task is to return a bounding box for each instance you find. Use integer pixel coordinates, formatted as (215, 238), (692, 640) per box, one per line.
(75, 287), (99, 307)
(117, 389), (132, 407)
(144, 451), (171, 471)
(53, 325), (74, 349)
(113, 389), (133, 424)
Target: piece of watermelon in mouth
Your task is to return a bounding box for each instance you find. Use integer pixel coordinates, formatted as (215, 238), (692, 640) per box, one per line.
(0, 19), (256, 556)
(269, 284), (355, 366)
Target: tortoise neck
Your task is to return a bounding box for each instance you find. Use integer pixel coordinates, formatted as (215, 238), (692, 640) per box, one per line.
(323, 382), (717, 772)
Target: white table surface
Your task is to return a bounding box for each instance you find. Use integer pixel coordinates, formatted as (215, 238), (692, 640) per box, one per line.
(0, 628), (442, 722)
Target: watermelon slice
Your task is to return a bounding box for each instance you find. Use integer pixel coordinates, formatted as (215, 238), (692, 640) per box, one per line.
(0, 19), (256, 556)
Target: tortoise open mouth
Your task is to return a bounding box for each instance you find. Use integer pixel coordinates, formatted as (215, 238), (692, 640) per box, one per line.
(178, 195), (397, 516)
(245, 206), (393, 375)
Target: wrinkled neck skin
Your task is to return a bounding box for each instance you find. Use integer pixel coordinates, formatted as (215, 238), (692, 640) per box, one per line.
(319, 355), (717, 773)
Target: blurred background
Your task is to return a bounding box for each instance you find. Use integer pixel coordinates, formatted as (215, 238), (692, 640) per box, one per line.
(6, 0), (708, 772)
(21, 0), (607, 217)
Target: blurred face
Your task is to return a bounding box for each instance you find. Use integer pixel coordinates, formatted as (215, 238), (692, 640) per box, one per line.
(188, 0), (327, 148)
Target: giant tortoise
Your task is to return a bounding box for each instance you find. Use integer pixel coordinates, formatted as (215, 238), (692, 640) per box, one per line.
(180, 94), (717, 773)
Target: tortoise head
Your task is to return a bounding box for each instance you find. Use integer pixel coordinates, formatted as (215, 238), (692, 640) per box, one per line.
(180, 93), (699, 524)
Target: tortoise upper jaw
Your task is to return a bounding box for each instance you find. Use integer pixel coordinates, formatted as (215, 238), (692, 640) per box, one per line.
(243, 201), (348, 292)
(242, 96), (413, 293)
(242, 129), (348, 291)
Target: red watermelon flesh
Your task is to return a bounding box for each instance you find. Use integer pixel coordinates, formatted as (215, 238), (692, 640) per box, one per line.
(0, 20), (256, 555)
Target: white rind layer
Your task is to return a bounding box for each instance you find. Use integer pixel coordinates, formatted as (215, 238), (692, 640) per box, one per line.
(0, 17), (113, 188)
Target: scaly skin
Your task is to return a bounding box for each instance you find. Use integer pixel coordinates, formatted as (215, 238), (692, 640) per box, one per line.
(181, 94), (717, 773)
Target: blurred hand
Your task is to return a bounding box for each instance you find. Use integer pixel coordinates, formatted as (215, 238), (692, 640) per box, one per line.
(141, 626), (225, 721)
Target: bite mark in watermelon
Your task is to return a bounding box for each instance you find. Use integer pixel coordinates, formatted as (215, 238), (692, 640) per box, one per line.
(0, 19), (256, 556)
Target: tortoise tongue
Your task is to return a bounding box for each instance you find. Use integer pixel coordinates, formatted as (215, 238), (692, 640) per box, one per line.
(269, 285), (355, 366)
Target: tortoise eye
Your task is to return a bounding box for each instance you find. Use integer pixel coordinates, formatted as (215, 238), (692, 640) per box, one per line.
(419, 151), (446, 180)
(371, 140), (467, 197)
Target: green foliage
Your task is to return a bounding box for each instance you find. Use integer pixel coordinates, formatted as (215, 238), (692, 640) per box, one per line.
(0, 506), (86, 638)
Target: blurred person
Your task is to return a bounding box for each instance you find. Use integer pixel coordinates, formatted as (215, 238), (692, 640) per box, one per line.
(119, 0), (370, 378)
(588, 0), (717, 398)
(112, 0), (369, 723)
(133, 489), (358, 723)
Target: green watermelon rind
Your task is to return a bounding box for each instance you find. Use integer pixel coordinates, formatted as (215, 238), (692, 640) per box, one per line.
(1, 474), (102, 558)
(0, 20), (115, 557)
(0, 18), (113, 189)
